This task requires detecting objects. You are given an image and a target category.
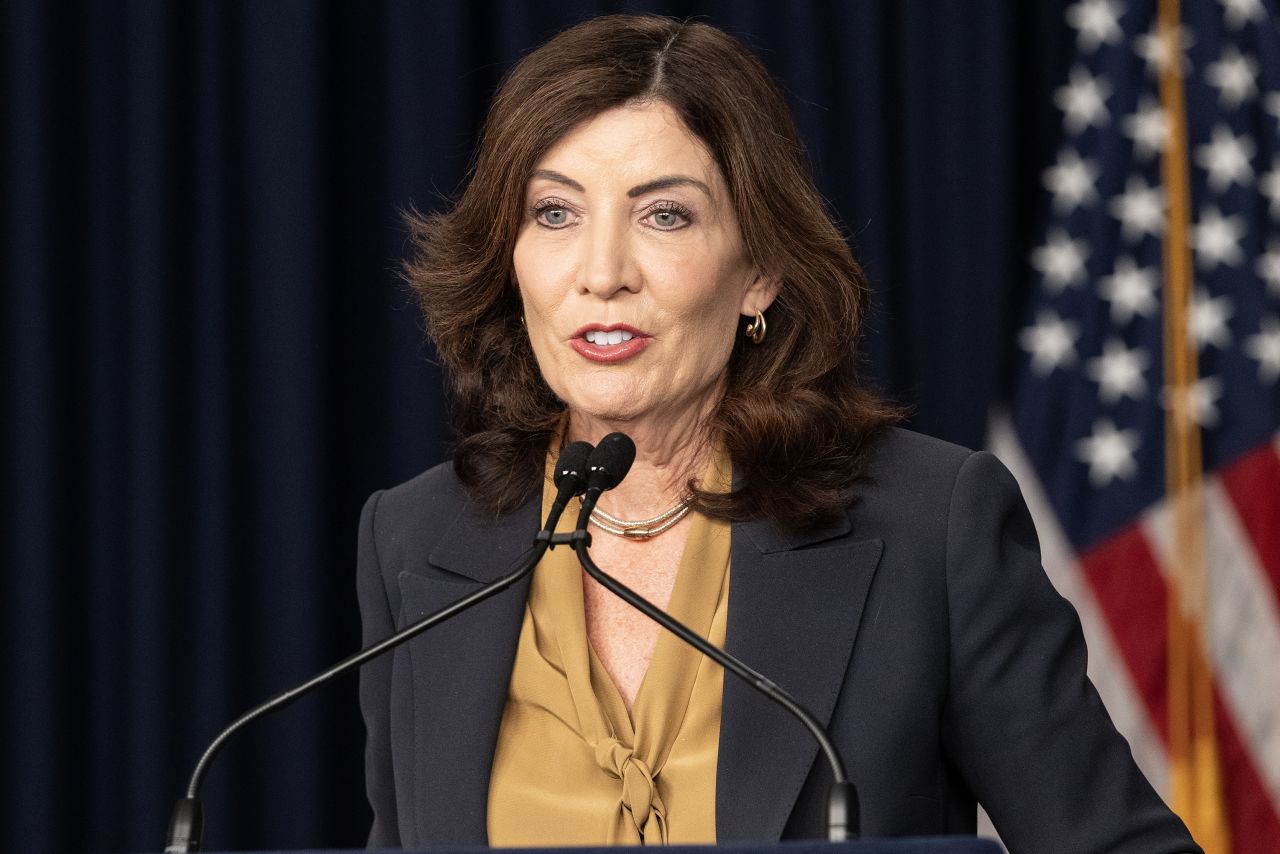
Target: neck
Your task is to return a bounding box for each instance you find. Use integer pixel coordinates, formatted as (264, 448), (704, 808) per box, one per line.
(567, 403), (715, 520)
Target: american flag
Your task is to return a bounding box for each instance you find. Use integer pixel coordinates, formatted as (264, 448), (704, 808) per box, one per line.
(989, 1), (1280, 852)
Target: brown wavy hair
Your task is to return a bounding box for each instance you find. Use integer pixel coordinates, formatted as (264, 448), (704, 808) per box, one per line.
(404, 14), (900, 531)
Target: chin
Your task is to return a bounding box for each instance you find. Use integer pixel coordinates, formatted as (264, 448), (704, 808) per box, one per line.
(567, 397), (645, 424)
(559, 376), (649, 423)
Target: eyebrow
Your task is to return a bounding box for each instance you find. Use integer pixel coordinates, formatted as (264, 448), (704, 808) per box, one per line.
(627, 175), (713, 199)
(530, 169), (712, 200)
(531, 170), (585, 192)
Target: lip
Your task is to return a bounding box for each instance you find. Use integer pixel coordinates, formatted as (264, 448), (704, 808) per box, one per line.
(569, 323), (651, 364)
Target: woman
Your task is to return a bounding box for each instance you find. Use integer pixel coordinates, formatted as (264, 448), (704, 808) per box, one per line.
(358, 14), (1199, 852)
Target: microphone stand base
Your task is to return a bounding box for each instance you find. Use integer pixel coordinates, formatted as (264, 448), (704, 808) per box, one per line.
(826, 781), (860, 842)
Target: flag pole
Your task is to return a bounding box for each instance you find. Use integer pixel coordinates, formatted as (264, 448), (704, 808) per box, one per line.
(1156, 0), (1229, 850)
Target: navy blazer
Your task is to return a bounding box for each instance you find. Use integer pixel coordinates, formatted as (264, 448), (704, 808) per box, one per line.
(356, 428), (1199, 853)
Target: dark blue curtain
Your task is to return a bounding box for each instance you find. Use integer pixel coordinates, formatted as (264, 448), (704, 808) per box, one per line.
(2, 1), (1069, 851)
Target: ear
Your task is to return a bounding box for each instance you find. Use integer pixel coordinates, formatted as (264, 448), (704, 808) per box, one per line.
(739, 271), (780, 317)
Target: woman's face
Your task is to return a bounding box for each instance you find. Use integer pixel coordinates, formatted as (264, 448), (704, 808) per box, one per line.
(513, 101), (776, 430)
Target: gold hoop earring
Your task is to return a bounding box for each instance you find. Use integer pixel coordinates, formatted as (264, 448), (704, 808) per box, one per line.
(744, 311), (766, 344)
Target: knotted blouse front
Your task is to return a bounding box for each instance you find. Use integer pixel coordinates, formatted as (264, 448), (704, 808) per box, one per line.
(486, 450), (732, 846)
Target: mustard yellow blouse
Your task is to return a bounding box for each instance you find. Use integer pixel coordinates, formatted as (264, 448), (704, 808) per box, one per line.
(486, 450), (732, 846)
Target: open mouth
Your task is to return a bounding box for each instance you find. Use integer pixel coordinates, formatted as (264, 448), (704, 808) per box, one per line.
(583, 329), (635, 346)
(570, 324), (650, 363)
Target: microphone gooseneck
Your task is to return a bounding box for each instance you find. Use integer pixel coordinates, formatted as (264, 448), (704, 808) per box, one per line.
(571, 432), (860, 841)
(165, 441), (596, 853)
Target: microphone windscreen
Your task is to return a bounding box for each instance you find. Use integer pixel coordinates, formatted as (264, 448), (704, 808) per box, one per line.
(553, 441), (594, 491)
(587, 432), (636, 489)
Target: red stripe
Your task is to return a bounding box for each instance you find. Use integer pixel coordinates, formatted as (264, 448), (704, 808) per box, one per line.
(1080, 518), (1280, 850)
(1218, 442), (1280, 614)
(1212, 688), (1280, 854)
(1080, 524), (1170, 744)
(1212, 442), (1280, 852)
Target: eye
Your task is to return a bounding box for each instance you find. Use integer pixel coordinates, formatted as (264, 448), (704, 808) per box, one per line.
(644, 203), (693, 231)
(540, 207), (569, 226)
(531, 200), (574, 229)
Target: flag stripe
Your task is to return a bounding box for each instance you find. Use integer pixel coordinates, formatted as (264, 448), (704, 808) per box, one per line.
(1218, 441), (1280, 613)
(1079, 525), (1171, 745)
(1079, 488), (1280, 853)
(1144, 482), (1280, 817)
(989, 416), (1169, 790)
(1203, 482), (1280, 820)
(1212, 689), (1280, 854)
(999, 422), (1280, 847)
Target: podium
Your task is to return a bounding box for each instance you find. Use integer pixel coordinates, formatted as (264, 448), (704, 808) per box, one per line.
(197, 840), (1002, 854)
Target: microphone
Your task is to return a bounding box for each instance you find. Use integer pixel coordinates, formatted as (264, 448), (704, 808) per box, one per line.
(550, 440), (595, 525)
(579, 431), (636, 511)
(164, 441), (595, 852)
(571, 433), (860, 841)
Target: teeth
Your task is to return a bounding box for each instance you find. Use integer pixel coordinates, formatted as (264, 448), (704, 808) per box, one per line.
(586, 330), (634, 346)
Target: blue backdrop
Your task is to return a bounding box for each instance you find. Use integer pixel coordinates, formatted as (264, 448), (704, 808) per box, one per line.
(1, 1), (1069, 850)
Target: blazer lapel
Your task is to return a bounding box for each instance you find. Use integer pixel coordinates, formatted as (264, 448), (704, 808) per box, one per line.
(716, 514), (884, 841)
(393, 482), (882, 844)
(396, 493), (540, 846)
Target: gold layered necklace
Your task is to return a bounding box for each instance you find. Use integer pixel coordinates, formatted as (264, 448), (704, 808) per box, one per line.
(589, 500), (691, 540)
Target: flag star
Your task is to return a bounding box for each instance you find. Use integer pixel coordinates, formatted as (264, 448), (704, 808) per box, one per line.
(1065, 0), (1124, 51)
(1218, 0), (1266, 29)
(1187, 377), (1225, 428)
(1133, 23), (1194, 77)
(1189, 289), (1234, 350)
(1160, 378), (1224, 429)
(1194, 124), (1255, 192)
(1098, 257), (1159, 323)
(1031, 228), (1091, 291)
(1055, 66), (1112, 134)
(1192, 206), (1246, 269)
(1020, 310), (1082, 376)
(1261, 165), (1280, 218)
(1205, 47), (1259, 109)
(1043, 148), (1101, 212)
(1267, 93), (1280, 124)
(1191, 377), (1224, 428)
(1086, 339), (1150, 403)
(1245, 316), (1280, 384)
(1075, 418), (1141, 486)
(1109, 175), (1164, 242)
(1122, 96), (1169, 160)
(1257, 239), (1280, 298)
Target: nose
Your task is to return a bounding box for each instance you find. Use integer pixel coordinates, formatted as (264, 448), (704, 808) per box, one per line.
(578, 215), (639, 298)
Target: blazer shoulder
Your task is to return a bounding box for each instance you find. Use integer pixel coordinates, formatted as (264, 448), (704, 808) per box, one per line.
(378, 459), (467, 516)
(861, 427), (978, 494)
(842, 427), (1010, 557)
(364, 460), (469, 572)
